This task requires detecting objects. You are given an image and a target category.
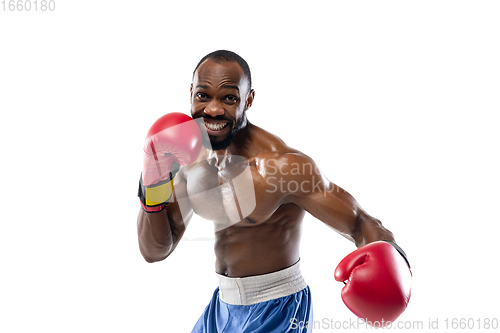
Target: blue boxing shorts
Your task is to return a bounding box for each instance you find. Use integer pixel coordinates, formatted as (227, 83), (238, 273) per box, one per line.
(191, 260), (313, 333)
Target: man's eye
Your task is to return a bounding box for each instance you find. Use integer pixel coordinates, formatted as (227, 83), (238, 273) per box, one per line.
(196, 92), (208, 99)
(225, 96), (237, 103)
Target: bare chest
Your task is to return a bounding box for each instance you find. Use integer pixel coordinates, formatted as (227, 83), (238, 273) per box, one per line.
(184, 157), (282, 230)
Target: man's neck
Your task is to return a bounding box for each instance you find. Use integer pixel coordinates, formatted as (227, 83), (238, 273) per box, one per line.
(207, 123), (252, 168)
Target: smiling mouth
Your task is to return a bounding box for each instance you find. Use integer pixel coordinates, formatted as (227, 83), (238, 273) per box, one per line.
(204, 119), (229, 131)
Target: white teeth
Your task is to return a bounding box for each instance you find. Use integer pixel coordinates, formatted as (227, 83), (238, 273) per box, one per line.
(205, 121), (228, 131)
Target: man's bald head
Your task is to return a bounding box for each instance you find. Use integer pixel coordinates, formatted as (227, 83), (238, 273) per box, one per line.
(193, 50), (252, 90)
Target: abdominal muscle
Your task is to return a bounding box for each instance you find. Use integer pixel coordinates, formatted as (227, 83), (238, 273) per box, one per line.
(213, 203), (305, 278)
(184, 154), (306, 277)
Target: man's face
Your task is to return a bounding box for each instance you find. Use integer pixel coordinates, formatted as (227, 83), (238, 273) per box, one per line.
(191, 60), (254, 150)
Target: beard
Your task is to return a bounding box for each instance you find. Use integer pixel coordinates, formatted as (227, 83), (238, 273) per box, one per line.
(201, 112), (247, 151)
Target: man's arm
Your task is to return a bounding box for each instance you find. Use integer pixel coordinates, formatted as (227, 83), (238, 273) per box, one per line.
(137, 168), (193, 263)
(275, 151), (411, 325)
(276, 152), (394, 247)
(137, 112), (202, 262)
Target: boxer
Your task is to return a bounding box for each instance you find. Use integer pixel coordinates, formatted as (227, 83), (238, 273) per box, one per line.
(137, 50), (411, 332)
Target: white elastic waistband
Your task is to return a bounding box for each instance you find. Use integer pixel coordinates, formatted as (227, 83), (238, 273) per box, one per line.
(216, 260), (307, 306)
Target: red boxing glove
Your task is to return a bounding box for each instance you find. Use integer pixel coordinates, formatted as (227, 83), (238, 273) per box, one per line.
(138, 112), (202, 212)
(334, 241), (412, 326)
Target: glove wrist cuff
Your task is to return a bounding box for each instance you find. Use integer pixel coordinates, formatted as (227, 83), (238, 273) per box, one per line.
(138, 174), (174, 213)
(139, 200), (167, 213)
(382, 240), (411, 269)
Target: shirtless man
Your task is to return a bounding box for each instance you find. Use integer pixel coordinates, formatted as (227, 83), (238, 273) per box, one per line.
(137, 50), (412, 332)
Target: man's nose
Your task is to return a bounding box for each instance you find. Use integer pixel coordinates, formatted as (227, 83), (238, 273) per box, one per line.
(204, 101), (224, 117)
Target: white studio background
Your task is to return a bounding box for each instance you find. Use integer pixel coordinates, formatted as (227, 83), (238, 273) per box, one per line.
(1, 1), (499, 332)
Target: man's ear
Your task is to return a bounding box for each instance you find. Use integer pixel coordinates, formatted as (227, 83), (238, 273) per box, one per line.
(245, 89), (255, 111)
(190, 84), (193, 101)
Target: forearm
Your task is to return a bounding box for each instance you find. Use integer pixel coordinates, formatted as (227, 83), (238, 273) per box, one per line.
(352, 211), (395, 248)
(137, 209), (175, 263)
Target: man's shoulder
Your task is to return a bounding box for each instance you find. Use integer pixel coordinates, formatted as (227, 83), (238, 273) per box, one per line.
(248, 124), (312, 167)
(249, 124), (295, 154)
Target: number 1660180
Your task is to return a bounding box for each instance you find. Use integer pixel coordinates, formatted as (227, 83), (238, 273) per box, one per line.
(1, 0), (56, 11)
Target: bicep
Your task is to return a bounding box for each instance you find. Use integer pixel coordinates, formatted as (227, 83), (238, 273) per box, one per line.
(282, 154), (395, 246)
(292, 180), (362, 241)
(279, 154), (362, 240)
